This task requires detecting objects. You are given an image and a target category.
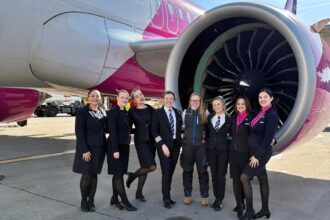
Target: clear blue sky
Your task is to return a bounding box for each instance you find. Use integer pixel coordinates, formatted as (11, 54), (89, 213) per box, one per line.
(194, 0), (330, 24)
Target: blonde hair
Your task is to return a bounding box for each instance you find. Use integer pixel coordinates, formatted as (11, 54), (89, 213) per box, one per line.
(212, 96), (228, 115)
(130, 88), (141, 99)
(189, 92), (207, 124)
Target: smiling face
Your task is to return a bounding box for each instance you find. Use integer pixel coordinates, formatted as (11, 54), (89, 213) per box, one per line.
(236, 98), (247, 113)
(117, 91), (129, 108)
(132, 89), (145, 105)
(212, 99), (224, 114)
(87, 90), (101, 107)
(189, 94), (201, 110)
(164, 93), (174, 108)
(258, 91), (273, 108)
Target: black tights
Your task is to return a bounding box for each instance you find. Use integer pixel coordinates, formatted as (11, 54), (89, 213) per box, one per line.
(80, 174), (97, 202)
(233, 178), (245, 208)
(240, 174), (270, 214)
(130, 165), (156, 196)
(112, 175), (131, 206)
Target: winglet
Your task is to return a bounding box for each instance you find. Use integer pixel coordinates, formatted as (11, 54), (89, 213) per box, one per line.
(284, 0), (297, 14)
(311, 18), (330, 33)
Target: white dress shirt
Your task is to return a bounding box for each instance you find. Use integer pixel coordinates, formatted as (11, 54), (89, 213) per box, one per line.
(211, 113), (225, 130)
(164, 106), (176, 138)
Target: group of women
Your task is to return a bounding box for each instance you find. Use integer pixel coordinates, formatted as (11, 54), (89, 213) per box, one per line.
(72, 87), (279, 220)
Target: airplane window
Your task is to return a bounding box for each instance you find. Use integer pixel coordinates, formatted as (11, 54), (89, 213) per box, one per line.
(178, 8), (184, 20)
(167, 3), (174, 15)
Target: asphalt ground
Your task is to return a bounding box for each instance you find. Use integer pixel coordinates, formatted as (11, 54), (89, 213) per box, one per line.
(0, 115), (329, 220)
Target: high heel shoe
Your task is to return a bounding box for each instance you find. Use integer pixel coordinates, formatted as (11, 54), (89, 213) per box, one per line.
(110, 196), (123, 210)
(126, 172), (134, 188)
(254, 210), (271, 219)
(239, 211), (255, 220)
(121, 201), (137, 211)
(136, 193), (147, 202)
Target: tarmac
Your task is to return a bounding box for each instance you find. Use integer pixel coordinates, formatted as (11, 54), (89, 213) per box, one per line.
(0, 115), (329, 220)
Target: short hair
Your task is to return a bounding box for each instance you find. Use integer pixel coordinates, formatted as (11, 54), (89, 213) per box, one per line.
(116, 89), (129, 97)
(235, 96), (251, 113)
(164, 91), (175, 100)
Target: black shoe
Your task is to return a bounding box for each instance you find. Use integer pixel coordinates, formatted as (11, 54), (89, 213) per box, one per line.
(121, 202), (137, 211)
(136, 193), (147, 202)
(126, 172), (134, 188)
(233, 203), (246, 212)
(211, 200), (223, 211)
(239, 211), (256, 220)
(81, 199), (89, 212)
(254, 210), (271, 219)
(0, 175), (5, 181)
(88, 200), (95, 212)
(110, 196), (123, 210)
(163, 200), (172, 209)
(169, 199), (176, 205)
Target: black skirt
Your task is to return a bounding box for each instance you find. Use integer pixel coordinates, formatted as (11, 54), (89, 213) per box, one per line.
(243, 150), (272, 177)
(229, 150), (250, 178)
(107, 144), (130, 175)
(73, 144), (106, 174)
(135, 141), (156, 168)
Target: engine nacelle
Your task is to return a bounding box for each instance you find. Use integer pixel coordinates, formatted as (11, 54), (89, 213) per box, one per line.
(166, 2), (330, 153)
(0, 87), (49, 123)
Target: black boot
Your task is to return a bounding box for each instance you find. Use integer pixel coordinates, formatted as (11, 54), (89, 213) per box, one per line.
(88, 199), (95, 212)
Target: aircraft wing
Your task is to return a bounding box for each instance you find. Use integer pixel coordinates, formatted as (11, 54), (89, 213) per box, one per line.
(129, 38), (177, 77)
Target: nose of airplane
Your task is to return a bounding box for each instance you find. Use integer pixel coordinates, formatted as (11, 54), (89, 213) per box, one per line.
(30, 13), (110, 89)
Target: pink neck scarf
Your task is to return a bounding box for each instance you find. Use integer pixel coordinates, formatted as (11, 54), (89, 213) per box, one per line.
(251, 105), (272, 127)
(236, 111), (248, 127)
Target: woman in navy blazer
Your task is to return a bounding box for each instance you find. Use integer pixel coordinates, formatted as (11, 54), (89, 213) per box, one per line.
(73, 89), (107, 212)
(107, 89), (137, 211)
(126, 89), (157, 202)
(207, 96), (231, 211)
(229, 97), (252, 218)
(240, 89), (279, 220)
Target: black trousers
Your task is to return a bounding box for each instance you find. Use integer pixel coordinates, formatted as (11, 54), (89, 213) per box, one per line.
(157, 140), (180, 201)
(207, 148), (228, 202)
(181, 144), (209, 198)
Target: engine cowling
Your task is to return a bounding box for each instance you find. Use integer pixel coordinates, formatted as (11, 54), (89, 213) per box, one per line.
(0, 87), (49, 123)
(166, 2), (330, 153)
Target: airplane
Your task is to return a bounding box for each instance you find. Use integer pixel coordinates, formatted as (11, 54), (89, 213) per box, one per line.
(0, 0), (329, 154)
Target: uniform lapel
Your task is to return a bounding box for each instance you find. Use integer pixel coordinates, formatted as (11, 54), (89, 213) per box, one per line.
(161, 107), (172, 133)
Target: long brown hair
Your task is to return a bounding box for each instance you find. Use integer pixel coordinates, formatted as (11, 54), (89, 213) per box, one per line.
(189, 92), (207, 124)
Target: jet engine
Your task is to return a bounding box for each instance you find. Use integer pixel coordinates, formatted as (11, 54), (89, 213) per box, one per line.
(166, 2), (330, 153)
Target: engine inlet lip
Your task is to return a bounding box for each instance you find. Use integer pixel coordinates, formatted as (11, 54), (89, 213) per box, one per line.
(166, 2), (316, 152)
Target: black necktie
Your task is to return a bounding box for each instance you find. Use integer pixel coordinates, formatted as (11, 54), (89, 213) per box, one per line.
(215, 116), (221, 131)
(169, 109), (174, 136)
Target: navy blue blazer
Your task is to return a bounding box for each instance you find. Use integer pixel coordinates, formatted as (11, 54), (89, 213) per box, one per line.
(206, 113), (231, 150)
(248, 107), (279, 160)
(229, 113), (251, 152)
(151, 106), (182, 149)
(107, 105), (132, 153)
(75, 105), (107, 153)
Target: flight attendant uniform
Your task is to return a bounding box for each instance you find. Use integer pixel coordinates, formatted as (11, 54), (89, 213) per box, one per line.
(229, 112), (251, 215)
(151, 106), (182, 207)
(207, 113), (231, 210)
(73, 105), (107, 175)
(107, 105), (132, 175)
